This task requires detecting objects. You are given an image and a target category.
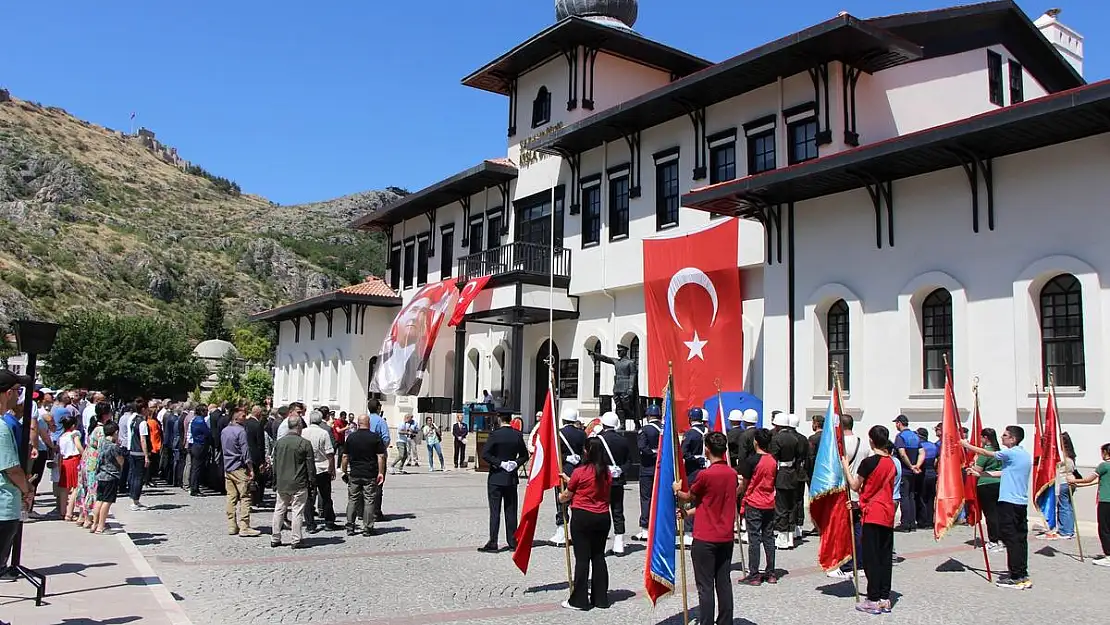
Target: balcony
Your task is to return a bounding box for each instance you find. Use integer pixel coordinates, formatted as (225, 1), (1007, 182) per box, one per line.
(459, 241), (571, 288)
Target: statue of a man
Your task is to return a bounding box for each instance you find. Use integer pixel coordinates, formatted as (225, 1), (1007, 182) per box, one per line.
(589, 344), (640, 429)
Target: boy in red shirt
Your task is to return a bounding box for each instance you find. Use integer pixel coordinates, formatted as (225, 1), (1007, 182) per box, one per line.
(738, 428), (777, 585)
(674, 432), (738, 625)
(841, 425), (898, 615)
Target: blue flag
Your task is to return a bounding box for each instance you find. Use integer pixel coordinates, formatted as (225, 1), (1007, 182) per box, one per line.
(810, 392), (853, 570)
(645, 383), (680, 604)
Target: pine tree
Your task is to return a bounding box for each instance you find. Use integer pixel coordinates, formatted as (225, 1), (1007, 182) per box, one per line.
(202, 292), (228, 341)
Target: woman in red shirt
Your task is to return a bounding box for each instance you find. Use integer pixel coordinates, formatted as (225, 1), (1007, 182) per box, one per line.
(558, 437), (612, 610)
(841, 425), (897, 615)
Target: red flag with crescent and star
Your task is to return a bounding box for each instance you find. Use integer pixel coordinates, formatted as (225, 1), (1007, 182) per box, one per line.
(644, 219), (743, 431)
(449, 275), (491, 327)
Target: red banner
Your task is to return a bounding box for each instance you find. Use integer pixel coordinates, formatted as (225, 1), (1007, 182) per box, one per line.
(369, 280), (459, 396)
(934, 365), (965, 539)
(448, 275), (491, 327)
(644, 219), (743, 430)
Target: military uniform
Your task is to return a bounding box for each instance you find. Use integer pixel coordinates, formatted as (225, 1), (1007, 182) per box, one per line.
(635, 415), (662, 537)
(682, 416), (709, 485)
(599, 427), (632, 544)
(555, 423), (587, 528)
(770, 427), (805, 539)
(478, 424), (529, 551)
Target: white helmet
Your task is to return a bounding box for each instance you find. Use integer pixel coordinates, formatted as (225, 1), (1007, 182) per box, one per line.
(742, 409), (759, 424)
(787, 413), (800, 429)
(771, 411), (791, 428)
(600, 411), (620, 429)
(727, 409), (744, 423)
(560, 406), (580, 422)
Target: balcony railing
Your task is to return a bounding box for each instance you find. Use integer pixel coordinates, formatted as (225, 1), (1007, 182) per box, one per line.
(459, 241), (571, 282)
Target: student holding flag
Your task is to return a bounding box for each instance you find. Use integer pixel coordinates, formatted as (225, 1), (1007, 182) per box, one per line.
(1067, 442), (1110, 566)
(841, 425), (898, 614)
(559, 437), (612, 610)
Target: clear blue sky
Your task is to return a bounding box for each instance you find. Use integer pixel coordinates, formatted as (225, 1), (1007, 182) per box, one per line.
(4, 1), (1104, 205)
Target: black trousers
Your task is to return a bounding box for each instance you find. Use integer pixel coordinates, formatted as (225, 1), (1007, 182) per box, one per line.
(127, 455), (145, 503)
(306, 472), (335, 527)
(997, 501), (1028, 579)
(917, 472), (937, 528)
(793, 482), (805, 527)
(613, 392), (640, 430)
(638, 472), (653, 529)
(374, 450), (387, 520)
(609, 481), (626, 535)
(453, 440), (466, 468)
(487, 482), (518, 546)
(0, 519), (17, 570)
(250, 460), (265, 506)
(568, 508), (610, 609)
(691, 539), (734, 625)
(976, 483), (1001, 543)
(745, 506), (776, 573)
(774, 487), (796, 532)
(897, 471), (917, 529)
(861, 523), (893, 601)
(189, 445), (207, 493)
(1098, 501), (1110, 556)
(145, 451), (159, 485)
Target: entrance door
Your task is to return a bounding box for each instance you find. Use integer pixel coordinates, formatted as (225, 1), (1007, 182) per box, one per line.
(516, 190), (564, 273)
(535, 339), (560, 417)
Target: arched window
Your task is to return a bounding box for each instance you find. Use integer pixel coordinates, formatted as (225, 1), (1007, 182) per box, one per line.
(532, 86), (551, 128)
(921, 288), (952, 389)
(586, 338), (602, 399)
(1040, 273), (1085, 389)
(826, 299), (849, 391)
(626, 336), (640, 364)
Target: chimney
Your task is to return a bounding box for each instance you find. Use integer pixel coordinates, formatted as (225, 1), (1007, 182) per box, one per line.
(1034, 8), (1083, 77)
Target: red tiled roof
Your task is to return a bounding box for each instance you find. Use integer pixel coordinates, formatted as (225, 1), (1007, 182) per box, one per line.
(485, 157), (516, 168)
(338, 275), (397, 298)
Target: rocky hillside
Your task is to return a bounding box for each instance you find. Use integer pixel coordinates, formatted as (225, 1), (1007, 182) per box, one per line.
(0, 94), (402, 335)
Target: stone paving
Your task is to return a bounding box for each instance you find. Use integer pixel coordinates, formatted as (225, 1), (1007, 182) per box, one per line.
(109, 469), (1110, 625)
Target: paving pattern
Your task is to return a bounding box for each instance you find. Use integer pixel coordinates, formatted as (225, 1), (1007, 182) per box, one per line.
(115, 470), (1110, 625)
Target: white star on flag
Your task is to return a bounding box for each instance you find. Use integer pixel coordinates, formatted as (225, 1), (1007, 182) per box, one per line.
(684, 331), (708, 361)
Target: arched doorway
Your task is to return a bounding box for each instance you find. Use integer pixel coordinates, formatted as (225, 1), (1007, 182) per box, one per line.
(467, 349), (481, 401)
(535, 339), (560, 417)
(492, 344), (507, 400)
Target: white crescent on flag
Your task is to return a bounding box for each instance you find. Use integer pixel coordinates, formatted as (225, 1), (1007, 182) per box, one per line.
(667, 267), (719, 329)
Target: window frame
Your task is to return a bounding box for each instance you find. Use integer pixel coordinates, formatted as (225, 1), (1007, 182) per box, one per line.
(532, 86), (551, 128)
(580, 175), (602, 248)
(706, 128), (737, 186)
(747, 129), (776, 175)
(921, 288), (953, 390)
(389, 243), (402, 291)
(787, 117), (819, 165)
(988, 50), (1004, 106)
(1040, 274), (1085, 389)
(1008, 59), (1024, 104)
(439, 226), (454, 279)
(654, 147), (680, 231)
(468, 217), (484, 255)
(486, 211), (503, 251)
(607, 167), (630, 241)
(416, 235), (429, 287)
(402, 238), (416, 290)
(826, 299), (850, 391)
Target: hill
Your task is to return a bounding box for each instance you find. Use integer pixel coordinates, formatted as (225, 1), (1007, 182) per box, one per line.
(0, 93), (401, 336)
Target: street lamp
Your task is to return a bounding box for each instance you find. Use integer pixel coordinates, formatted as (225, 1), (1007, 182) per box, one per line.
(10, 318), (60, 606)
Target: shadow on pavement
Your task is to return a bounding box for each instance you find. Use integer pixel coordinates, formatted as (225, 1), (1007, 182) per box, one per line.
(525, 581), (568, 594)
(59, 617), (143, 624)
(608, 589), (636, 605)
(816, 580), (857, 598)
(37, 561), (117, 576)
(372, 526), (410, 535)
(127, 532), (168, 546)
(935, 557), (967, 572)
(142, 504), (187, 511)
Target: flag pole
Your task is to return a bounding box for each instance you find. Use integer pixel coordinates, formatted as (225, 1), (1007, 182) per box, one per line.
(1049, 373), (1084, 562)
(550, 370), (573, 591)
(971, 380), (993, 581)
(716, 378), (745, 574)
(831, 363), (860, 603)
(671, 362), (690, 625)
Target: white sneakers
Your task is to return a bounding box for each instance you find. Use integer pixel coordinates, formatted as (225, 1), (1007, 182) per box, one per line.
(1092, 557), (1110, 567)
(549, 529), (566, 545)
(612, 534), (625, 555)
(775, 531), (795, 549)
(632, 530), (649, 541)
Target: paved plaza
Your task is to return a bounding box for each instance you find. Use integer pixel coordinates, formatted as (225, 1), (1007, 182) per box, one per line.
(6, 469), (1109, 625)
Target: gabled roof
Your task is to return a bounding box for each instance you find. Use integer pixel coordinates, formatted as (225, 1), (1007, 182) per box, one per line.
(249, 276), (401, 323)
(350, 159), (518, 230)
(533, 14), (923, 156)
(461, 16), (712, 96)
(682, 79), (1110, 216)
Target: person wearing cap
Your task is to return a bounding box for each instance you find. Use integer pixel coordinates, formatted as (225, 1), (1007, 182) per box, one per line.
(302, 410), (338, 533)
(682, 408), (710, 485)
(769, 411), (805, 549)
(633, 403), (663, 541)
(787, 413), (810, 538)
(549, 406), (586, 545)
(478, 414), (529, 553)
(725, 410), (745, 469)
(891, 415), (922, 532)
(598, 411), (632, 555)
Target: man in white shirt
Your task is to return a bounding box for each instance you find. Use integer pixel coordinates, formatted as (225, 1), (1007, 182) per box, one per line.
(827, 412), (871, 579)
(301, 410), (337, 533)
(81, 392), (104, 430)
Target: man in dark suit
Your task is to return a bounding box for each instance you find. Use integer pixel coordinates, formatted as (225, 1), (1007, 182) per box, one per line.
(479, 415), (529, 553)
(451, 414), (469, 469)
(633, 404), (662, 541)
(549, 407), (586, 545)
(598, 411), (632, 555)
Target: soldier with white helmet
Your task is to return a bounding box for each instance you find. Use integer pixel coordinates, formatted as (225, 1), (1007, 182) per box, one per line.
(633, 403), (664, 541)
(769, 411), (806, 549)
(548, 406), (586, 546)
(787, 412), (810, 538)
(726, 409), (745, 469)
(598, 411), (632, 555)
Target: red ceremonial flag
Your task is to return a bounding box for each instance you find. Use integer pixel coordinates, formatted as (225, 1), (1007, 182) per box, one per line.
(512, 387), (561, 574)
(1033, 389), (1044, 470)
(1032, 386), (1061, 523)
(963, 394), (984, 526)
(934, 364), (965, 540)
(448, 275), (491, 327)
(644, 219), (743, 431)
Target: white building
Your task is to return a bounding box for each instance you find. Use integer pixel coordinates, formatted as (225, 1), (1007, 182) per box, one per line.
(265, 2), (1110, 464)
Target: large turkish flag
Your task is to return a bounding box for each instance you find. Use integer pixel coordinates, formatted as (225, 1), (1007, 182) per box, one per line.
(644, 219), (744, 430)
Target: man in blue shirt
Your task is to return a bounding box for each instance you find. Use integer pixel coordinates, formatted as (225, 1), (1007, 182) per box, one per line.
(962, 425), (1032, 590)
(916, 428), (939, 529)
(0, 369), (33, 578)
(367, 399), (390, 522)
(892, 415), (921, 531)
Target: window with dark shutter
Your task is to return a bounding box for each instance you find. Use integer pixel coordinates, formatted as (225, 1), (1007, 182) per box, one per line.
(655, 159), (679, 230)
(402, 240), (415, 290)
(827, 299), (849, 391)
(788, 119), (819, 165)
(1009, 59), (1024, 104)
(440, 228), (453, 279)
(921, 289), (952, 389)
(416, 237), (429, 286)
(1040, 274), (1085, 389)
(608, 173), (630, 240)
(532, 86), (551, 128)
(389, 245), (401, 291)
(988, 51), (1004, 106)
(748, 130), (776, 174)
(582, 182), (601, 246)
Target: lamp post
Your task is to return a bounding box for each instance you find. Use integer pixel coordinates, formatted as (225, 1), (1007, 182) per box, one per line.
(10, 319), (60, 606)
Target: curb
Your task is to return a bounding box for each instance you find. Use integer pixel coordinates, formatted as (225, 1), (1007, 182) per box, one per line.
(114, 529), (196, 625)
